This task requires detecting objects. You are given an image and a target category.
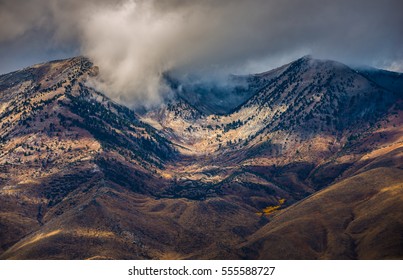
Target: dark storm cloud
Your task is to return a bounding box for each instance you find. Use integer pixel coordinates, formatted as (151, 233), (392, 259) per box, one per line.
(1, 0), (402, 104)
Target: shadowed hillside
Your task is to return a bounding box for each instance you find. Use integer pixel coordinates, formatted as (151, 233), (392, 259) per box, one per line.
(1, 56), (402, 259)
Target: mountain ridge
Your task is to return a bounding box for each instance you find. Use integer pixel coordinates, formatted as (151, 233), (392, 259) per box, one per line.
(0, 56), (402, 259)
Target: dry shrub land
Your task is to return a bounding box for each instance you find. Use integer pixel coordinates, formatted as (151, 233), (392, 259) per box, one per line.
(0, 56), (402, 259)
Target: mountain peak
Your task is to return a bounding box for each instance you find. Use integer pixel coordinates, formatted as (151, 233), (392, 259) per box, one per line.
(298, 54), (314, 61)
(1, 56), (402, 260)
(291, 55), (349, 70)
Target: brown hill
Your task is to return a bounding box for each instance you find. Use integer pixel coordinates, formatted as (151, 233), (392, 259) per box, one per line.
(0, 56), (402, 259)
(238, 164), (403, 259)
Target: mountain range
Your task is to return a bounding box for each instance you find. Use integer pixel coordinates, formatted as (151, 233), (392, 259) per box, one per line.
(0, 56), (402, 259)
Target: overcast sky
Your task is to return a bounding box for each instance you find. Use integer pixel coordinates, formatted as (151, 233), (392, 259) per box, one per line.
(1, 0), (402, 104)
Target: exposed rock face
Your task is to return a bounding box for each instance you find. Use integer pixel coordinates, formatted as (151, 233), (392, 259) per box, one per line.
(0, 56), (402, 259)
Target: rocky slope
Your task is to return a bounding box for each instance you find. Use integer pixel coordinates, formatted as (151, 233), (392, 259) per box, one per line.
(0, 56), (402, 259)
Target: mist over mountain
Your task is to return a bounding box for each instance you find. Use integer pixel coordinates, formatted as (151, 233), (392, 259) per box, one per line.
(0, 56), (402, 259)
(1, 0), (403, 107)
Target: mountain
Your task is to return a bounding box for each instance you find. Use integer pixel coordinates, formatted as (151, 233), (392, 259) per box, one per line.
(163, 74), (259, 115)
(0, 56), (402, 259)
(239, 166), (403, 259)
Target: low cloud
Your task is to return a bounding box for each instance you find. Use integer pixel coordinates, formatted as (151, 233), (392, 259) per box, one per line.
(0, 0), (402, 106)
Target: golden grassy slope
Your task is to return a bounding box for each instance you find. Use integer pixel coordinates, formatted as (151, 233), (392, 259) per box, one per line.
(239, 164), (403, 259)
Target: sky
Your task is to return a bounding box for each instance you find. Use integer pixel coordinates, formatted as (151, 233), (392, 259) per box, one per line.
(1, 0), (402, 106)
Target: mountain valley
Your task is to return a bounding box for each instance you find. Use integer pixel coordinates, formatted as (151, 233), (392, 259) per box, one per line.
(0, 56), (402, 259)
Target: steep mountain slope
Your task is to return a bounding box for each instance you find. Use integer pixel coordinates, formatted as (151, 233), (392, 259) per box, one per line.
(0, 57), (273, 259)
(0, 56), (402, 259)
(239, 164), (403, 259)
(143, 56), (402, 200)
(164, 74), (261, 115)
(141, 56), (403, 259)
(146, 56), (400, 154)
(0, 57), (178, 256)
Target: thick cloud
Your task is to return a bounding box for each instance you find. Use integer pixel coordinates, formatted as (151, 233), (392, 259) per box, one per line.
(0, 0), (402, 106)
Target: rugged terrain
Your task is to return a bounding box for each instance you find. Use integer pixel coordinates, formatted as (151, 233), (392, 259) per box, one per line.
(0, 56), (402, 259)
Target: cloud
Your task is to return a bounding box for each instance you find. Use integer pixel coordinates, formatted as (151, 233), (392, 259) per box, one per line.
(81, 0), (192, 106)
(0, 0), (402, 106)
